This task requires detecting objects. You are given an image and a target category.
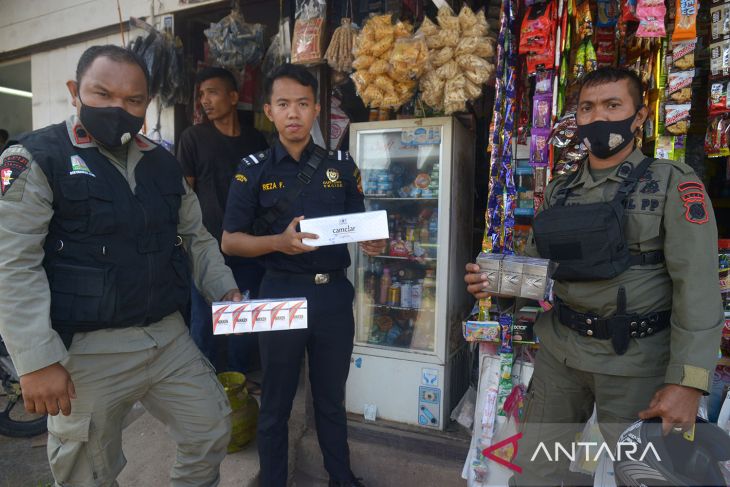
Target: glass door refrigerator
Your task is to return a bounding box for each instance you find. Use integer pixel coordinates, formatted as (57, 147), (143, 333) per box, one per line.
(346, 117), (474, 430)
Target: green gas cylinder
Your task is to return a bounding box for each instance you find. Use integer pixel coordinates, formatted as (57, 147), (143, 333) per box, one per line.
(217, 372), (259, 453)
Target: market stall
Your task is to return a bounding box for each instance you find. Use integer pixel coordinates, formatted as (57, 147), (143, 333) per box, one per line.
(137, 0), (730, 481)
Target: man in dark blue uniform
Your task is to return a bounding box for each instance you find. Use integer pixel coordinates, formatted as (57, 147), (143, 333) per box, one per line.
(221, 64), (384, 487)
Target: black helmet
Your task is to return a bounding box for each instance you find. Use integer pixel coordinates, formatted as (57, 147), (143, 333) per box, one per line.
(614, 417), (730, 486)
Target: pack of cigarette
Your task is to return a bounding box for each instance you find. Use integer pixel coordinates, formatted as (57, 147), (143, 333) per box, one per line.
(211, 298), (308, 334)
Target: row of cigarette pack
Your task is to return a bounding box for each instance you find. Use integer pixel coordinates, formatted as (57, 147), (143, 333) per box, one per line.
(212, 298), (308, 335)
(476, 253), (556, 300)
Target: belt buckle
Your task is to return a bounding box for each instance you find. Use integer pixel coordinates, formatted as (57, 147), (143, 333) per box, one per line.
(314, 273), (330, 285)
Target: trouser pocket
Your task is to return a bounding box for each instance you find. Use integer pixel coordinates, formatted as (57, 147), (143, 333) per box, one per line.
(47, 412), (98, 486)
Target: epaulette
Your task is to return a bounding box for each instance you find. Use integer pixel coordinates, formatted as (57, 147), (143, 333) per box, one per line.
(242, 149), (270, 167)
(328, 149), (350, 161)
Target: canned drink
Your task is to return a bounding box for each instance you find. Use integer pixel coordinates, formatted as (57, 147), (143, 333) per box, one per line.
(400, 281), (412, 308)
(388, 283), (401, 306)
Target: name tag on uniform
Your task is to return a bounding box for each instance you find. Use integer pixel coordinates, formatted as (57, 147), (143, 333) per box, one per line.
(299, 210), (389, 247)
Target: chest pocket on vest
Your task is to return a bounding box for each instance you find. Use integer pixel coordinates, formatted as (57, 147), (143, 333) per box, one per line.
(624, 196), (665, 250)
(156, 178), (185, 224)
(57, 177), (116, 235)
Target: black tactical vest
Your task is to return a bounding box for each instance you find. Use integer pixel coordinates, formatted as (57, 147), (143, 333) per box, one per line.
(533, 157), (664, 281)
(18, 123), (189, 337)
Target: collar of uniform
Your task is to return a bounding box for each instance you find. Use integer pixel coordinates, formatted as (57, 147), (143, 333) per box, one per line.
(65, 115), (97, 149)
(272, 137), (317, 165)
(567, 147), (647, 190)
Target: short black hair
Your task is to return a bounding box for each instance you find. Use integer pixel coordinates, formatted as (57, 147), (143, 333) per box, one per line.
(264, 64), (318, 103)
(195, 67), (238, 92)
(579, 67), (644, 109)
(76, 45), (150, 93)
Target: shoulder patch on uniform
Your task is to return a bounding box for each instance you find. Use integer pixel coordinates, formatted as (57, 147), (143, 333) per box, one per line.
(334, 150), (349, 161)
(678, 181), (708, 224)
(234, 173), (248, 183)
(0, 151), (30, 200)
(243, 149), (270, 167)
(652, 158), (694, 175)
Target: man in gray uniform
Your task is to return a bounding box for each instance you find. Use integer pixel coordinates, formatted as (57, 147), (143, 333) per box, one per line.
(0, 45), (239, 486)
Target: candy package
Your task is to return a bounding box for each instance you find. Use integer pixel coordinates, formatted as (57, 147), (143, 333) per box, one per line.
(532, 94), (552, 129)
(667, 70), (694, 103)
(665, 103), (691, 135)
(672, 39), (696, 70)
(711, 40), (730, 78)
(550, 113), (579, 148)
(711, 3), (730, 41)
(636, 0), (667, 38)
(705, 114), (730, 158)
(291, 0), (327, 65)
(519, 1), (554, 55)
(576, 0), (594, 39)
(530, 129), (551, 166)
(710, 78), (730, 115)
(621, 0), (640, 22)
(597, 0), (619, 27)
(673, 0), (698, 41)
(596, 27), (617, 66)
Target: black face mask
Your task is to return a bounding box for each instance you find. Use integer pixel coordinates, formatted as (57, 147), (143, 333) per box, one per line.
(78, 97), (145, 148)
(576, 112), (638, 159)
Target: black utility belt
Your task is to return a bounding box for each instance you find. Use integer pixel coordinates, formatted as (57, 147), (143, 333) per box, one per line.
(556, 300), (670, 341)
(264, 269), (346, 285)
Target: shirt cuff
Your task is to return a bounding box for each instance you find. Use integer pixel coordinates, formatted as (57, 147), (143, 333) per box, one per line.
(12, 334), (68, 377)
(203, 272), (238, 303)
(664, 363), (711, 393)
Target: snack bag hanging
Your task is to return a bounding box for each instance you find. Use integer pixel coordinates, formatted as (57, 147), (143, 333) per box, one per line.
(672, 0), (698, 42)
(292, 0), (326, 65)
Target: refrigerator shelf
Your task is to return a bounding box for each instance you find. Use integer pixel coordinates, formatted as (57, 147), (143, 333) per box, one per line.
(373, 255), (437, 262)
(368, 303), (436, 312)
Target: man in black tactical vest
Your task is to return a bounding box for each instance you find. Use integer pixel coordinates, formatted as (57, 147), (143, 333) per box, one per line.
(464, 67), (723, 486)
(0, 45), (241, 486)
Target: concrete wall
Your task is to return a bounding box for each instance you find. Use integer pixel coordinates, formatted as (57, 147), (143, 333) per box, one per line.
(0, 0), (225, 54)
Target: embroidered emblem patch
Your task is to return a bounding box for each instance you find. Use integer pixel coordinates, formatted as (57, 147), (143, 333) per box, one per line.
(640, 180), (660, 194)
(678, 181), (708, 224)
(73, 124), (92, 145)
(326, 168), (340, 182)
(0, 154), (29, 196)
(608, 133), (624, 149)
(69, 155), (95, 177)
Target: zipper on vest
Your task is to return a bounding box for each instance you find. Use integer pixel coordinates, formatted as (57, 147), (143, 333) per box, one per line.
(139, 201), (153, 321)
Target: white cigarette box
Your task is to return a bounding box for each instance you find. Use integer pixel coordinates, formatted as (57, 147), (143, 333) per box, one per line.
(212, 298), (308, 334)
(299, 210), (389, 247)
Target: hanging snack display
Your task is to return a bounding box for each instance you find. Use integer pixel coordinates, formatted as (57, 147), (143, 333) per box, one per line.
(351, 14), (427, 110)
(418, 6), (497, 114)
(204, 9), (265, 71)
(262, 19), (292, 77)
(324, 18), (359, 73)
(128, 17), (187, 107)
(291, 0), (327, 65)
(708, 0), (730, 157)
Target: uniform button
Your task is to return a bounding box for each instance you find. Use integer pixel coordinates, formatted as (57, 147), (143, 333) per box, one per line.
(647, 327), (653, 334)
(631, 331), (638, 337)
(586, 318), (592, 325)
(640, 320), (648, 329)
(630, 321), (638, 329)
(640, 332), (646, 338)
(586, 329), (593, 336)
